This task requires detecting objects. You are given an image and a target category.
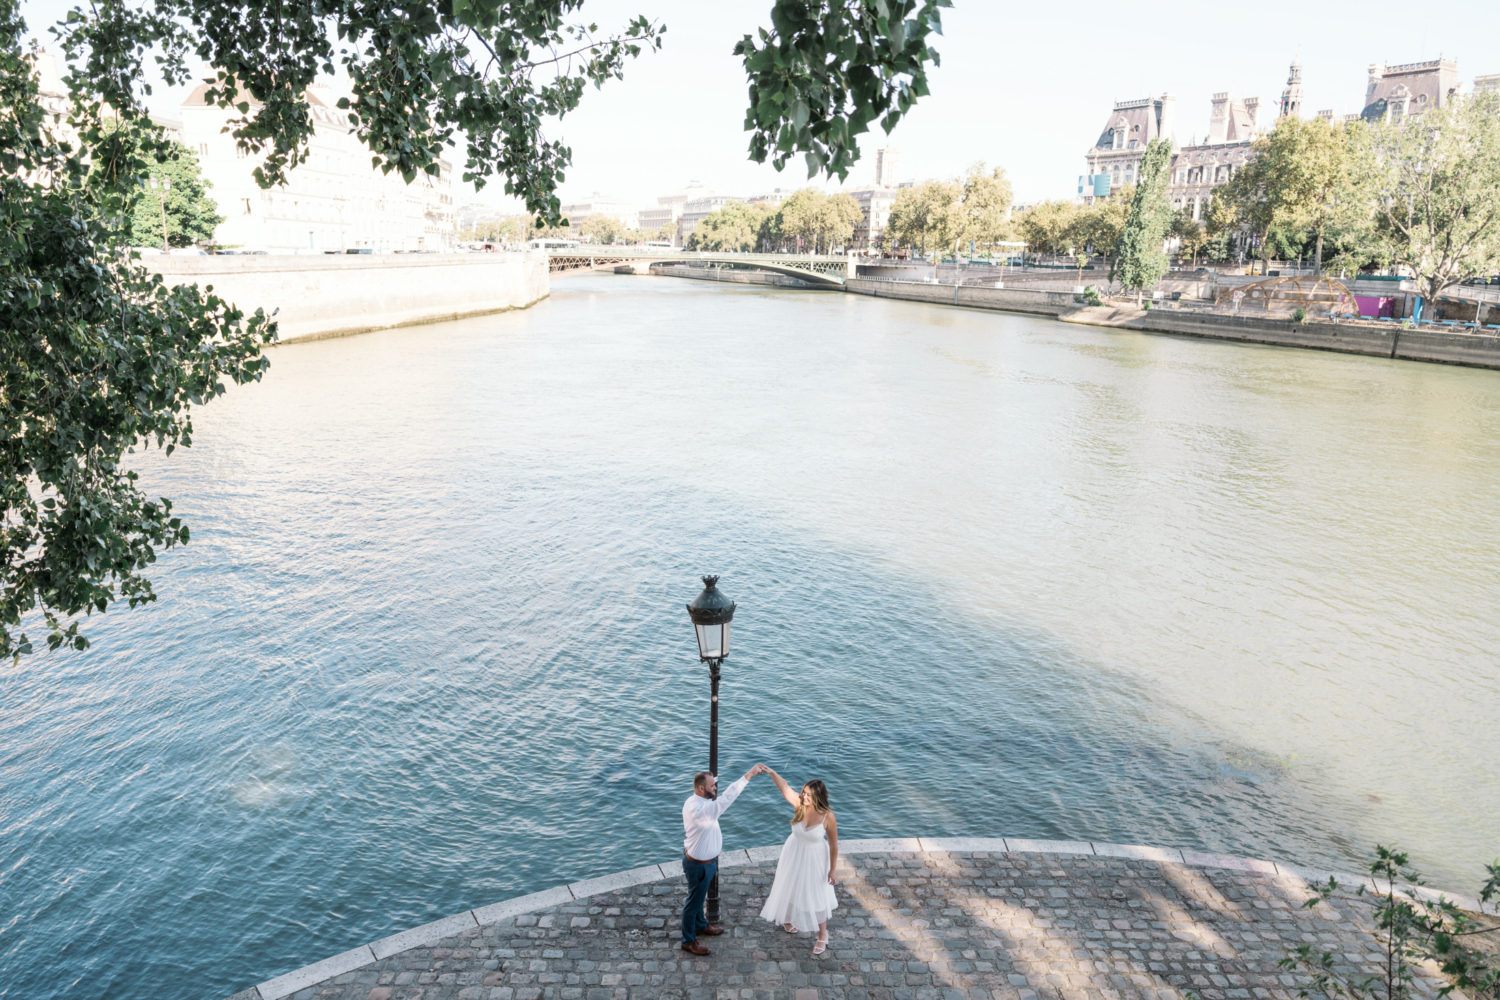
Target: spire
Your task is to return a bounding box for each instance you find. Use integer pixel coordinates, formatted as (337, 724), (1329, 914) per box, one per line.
(1280, 57), (1304, 118)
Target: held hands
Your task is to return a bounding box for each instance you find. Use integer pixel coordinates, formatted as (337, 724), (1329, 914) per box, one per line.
(746, 763), (770, 778)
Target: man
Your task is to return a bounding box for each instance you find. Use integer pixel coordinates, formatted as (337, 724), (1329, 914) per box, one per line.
(681, 763), (766, 955)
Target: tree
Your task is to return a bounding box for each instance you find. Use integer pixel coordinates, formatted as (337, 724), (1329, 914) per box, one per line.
(1169, 208), (1207, 266)
(1113, 139), (1174, 304)
(955, 162), (1012, 254)
(886, 180), (960, 256)
(6, 0), (944, 658)
(1015, 200), (1077, 256)
(1226, 115), (1355, 275)
(778, 188), (861, 254)
(3, 6), (275, 659)
(687, 202), (767, 252)
(1066, 191), (1130, 260)
(576, 214), (625, 244)
(735, 1), (951, 181)
(1203, 194), (1240, 263)
(55, 2), (945, 225)
(1356, 91), (1500, 302)
(124, 135), (224, 248)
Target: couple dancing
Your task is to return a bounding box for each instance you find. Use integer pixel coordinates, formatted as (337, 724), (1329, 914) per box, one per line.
(680, 762), (837, 956)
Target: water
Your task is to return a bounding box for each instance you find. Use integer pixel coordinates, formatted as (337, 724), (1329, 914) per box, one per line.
(2, 275), (1498, 1000)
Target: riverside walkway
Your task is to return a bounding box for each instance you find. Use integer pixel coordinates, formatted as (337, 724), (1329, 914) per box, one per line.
(225, 838), (1483, 1000)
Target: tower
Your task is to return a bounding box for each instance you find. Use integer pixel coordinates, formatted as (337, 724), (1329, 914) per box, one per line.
(875, 146), (899, 188)
(1281, 58), (1304, 118)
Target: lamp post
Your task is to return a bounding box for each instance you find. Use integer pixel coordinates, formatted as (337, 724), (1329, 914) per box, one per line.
(685, 574), (736, 925)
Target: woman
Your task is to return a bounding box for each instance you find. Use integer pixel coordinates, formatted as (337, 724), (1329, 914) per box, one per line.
(757, 769), (839, 954)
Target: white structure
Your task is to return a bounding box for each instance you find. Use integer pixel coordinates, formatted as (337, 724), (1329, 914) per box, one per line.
(638, 181), (709, 245)
(559, 192), (638, 231)
(1476, 74), (1500, 95)
(678, 193), (743, 245)
(848, 145), (901, 249)
(180, 82), (454, 252)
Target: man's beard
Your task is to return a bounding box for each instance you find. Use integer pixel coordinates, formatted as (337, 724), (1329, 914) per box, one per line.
(707, 787), (717, 799)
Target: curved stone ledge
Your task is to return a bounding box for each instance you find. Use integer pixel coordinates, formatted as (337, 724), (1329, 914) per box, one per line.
(224, 837), (1492, 1000)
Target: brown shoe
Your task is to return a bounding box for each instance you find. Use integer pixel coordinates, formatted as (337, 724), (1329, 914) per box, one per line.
(701, 925), (726, 936)
(681, 939), (710, 955)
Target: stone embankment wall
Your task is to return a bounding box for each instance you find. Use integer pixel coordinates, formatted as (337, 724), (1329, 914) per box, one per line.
(846, 277), (1077, 316)
(147, 251), (550, 343)
(845, 278), (1500, 371)
(650, 264), (818, 289)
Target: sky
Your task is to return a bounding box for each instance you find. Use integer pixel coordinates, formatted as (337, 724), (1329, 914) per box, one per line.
(20, 0), (1500, 210)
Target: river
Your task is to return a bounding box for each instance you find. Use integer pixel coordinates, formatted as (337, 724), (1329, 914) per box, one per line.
(3, 275), (1497, 1000)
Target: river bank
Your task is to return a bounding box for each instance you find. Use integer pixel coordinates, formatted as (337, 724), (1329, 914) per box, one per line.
(843, 276), (1500, 370)
(148, 251), (550, 342)
(220, 838), (1491, 1000)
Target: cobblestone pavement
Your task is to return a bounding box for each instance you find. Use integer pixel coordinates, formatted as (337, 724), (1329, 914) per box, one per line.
(250, 850), (1444, 1000)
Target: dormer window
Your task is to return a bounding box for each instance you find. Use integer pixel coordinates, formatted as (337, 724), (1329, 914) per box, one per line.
(1128, 140), (1138, 148)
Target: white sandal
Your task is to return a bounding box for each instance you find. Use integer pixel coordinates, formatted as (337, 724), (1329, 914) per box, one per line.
(812, 933), (828, 955)
(783, 923), (795, 932)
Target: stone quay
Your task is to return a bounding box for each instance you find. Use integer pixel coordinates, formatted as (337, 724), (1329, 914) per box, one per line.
(223, 838), (1488, 1000)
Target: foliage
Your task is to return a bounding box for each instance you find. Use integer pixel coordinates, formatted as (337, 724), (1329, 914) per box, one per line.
(734, 0), (951, 180)
(1014, 200), (1077, 255)
(576, 213), (625, 244)
(124, 134), (223, 248)
(1279, 846), (1500, 1000)
(2, 2), (276, 660)
(54, 0), (666, 226)
(776, 188), (861, 254)
(1221, 115), (1357, 275)
(1355, 92), (1500, 301)
(886, 179), (959, 255)
(1112, 138), (1174, 301)
(1267, 116), (1355, 273)
(1203, 194), (1240, 263)
(1069, 190), (1131, 259)
(955, 162), (1013, 253)
(1170, 208), (1208, 265)
(687, 202), (770, 252)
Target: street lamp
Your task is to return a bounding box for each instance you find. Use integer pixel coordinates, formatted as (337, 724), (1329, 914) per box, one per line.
(684, 574), (736, 924)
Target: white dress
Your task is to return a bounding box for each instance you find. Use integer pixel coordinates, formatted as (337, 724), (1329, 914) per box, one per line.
(758, 818), (838, 932)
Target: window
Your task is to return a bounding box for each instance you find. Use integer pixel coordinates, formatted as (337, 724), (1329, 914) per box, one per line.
(198, 142), (209, 157)
(242, 198), (251, 215)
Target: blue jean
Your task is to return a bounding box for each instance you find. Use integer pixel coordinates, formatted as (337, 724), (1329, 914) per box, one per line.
(681, 854), (717, 943)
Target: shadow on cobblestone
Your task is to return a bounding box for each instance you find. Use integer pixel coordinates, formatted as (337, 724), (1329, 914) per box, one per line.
(258, 850), (1443, 1000)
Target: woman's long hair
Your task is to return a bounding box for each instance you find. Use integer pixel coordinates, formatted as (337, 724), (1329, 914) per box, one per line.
(792, 779), (830, 824)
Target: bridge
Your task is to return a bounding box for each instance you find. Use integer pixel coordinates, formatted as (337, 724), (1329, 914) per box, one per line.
(544, 247), (854, 287)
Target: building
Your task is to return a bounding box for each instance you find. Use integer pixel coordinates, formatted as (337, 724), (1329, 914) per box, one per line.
(1360, 59), (1462, 123)
(677, 193), (743, 245)
(1477, 74), (1500, 95)
(847, 145), (902, 249)
(638, 181), (710, 245)
(180, 82), (454, 252)
(1080, 94), (1177, 203)
(1279, 58), (1304, 118)
(559, 192), (638, 231)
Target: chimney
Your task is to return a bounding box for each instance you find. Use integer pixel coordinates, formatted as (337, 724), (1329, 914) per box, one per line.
(1244, 97), (1260, 127)
(1158, 92), (1177, 149)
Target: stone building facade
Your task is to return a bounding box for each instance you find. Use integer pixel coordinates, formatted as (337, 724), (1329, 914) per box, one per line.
(180, 83), (454, 252)
(1359, 59), (1463, 123)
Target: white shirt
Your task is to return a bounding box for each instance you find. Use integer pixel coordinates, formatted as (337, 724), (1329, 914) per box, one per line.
(682, 777), (749, 860)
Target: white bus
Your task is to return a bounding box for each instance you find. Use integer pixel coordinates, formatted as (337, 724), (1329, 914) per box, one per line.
(528, 237), (580, 251)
